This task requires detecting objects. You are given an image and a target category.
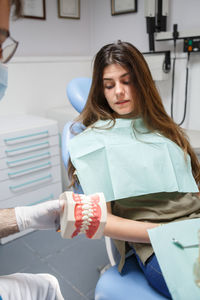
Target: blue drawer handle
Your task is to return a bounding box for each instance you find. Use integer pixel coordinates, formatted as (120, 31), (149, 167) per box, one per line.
(28, 193), (55, 206)
(8, 162), (51, 177)
(4, 130), (49, 143)
(9, 174), (52, 190)
(5, 141), (49, 153)
(7, 152), (51, 166)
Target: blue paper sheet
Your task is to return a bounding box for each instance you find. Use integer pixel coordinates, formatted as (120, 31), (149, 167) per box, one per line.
(148, 218), (200, 300)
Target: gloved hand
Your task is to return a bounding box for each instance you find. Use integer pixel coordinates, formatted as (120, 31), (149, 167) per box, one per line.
(15, 200), (64, 231)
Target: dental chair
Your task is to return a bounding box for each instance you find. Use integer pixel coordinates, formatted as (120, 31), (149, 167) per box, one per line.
(62, 78), (168, 300)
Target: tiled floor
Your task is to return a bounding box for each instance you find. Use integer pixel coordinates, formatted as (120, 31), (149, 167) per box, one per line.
(0, 230), (110, 300)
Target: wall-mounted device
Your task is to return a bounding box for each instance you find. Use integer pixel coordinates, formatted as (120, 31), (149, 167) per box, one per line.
(155, 25), (200, 125)
(144, 1), (200, 125)
(155, 29), (200, 41)
(144, 0), (169, 51)
(144, 0), (170, 80)
(183, 37), (200, 53)
(143, 50), (171, 80)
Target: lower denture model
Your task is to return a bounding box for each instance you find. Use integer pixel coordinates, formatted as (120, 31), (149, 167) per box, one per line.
(60, 192), (107, 239)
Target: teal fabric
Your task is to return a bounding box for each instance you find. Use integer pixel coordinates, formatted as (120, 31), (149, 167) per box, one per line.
(69, 118), (198, 202)
(148, 218), (200, 300)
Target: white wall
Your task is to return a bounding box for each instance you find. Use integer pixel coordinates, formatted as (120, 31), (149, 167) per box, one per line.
(10, 0), (92, 56)
(90, 0), (148, 54)
(2, 0), (200, 130)
(0, 56), (93, 117)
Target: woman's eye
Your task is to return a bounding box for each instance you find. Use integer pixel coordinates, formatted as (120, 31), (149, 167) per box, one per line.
(105, 85), (114, 90)
(123, 80), (131, 85)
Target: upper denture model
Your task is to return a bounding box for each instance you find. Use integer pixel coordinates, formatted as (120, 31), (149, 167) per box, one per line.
(60, 192), (107, 239)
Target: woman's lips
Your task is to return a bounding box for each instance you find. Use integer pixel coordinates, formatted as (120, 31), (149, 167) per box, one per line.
(116, 100), (130, 105)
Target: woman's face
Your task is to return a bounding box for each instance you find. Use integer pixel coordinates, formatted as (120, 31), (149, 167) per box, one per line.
(103, 63), (136, 117)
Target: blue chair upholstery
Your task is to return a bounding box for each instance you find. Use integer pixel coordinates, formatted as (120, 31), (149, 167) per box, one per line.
(62, 120), (85, 170)
(63, 77), (168, 300)
(66, 77), (92, 113)
(95, 256), (167, 300)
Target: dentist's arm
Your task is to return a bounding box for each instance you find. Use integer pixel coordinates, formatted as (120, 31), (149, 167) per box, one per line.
(0, 200), (62, 238)
(0, 208), (19, 238)
(103, 202), (159, 243)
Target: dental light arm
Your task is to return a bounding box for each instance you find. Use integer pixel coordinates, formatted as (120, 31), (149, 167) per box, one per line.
(144, 0), (169, 51)
(157, 0), (168, 32)
(144, 0), (156, 51)
(60, 192), (107, 239)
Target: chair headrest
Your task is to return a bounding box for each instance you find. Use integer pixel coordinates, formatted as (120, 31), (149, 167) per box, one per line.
(66, 77), (92, 113)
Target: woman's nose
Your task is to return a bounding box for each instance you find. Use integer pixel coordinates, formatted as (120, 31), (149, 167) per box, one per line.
(115, 82), (124, 96)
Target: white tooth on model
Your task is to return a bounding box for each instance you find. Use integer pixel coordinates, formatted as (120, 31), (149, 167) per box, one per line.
(82, 215), (89, 220)
(79, 195), (95, 233)
(82, 204), (91, 209)
(78, 198), (94, 232)
(81, 225), (89, 230)
(82, 221), (90, 225)
(81, 200), (90, 205)
(82, 210), (94, 217)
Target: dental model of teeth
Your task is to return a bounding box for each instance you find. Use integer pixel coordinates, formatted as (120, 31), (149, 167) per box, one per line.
(60, 191), (107, 239)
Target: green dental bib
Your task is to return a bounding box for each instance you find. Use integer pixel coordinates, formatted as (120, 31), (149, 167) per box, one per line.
(69, 118), (198, 202)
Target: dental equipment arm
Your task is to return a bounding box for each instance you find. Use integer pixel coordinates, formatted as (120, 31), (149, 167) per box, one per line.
(103, 202), (159, 244)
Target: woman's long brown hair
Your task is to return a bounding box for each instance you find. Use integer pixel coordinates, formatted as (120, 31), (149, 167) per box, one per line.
(68, 41), (200, 188)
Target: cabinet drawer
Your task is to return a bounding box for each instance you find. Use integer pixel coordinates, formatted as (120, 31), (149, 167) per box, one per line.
(0, 121), (58, 147)
(0, 155), (60, 181)
(0, 145), (60, 169)
(0, 165), (62, 201)
(0, 181), (62, 208)
(0, 135), (59, 158)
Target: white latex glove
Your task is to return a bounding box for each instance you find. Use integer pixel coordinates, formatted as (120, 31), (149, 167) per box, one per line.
(15, 200), (63, 231)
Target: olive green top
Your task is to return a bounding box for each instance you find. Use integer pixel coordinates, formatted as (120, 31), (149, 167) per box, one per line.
(111, 192), (200, 272)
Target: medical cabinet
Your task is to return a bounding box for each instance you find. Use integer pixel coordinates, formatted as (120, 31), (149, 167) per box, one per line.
(0, 114), (62, 243)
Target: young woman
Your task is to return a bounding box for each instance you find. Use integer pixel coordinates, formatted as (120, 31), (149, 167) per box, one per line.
(68, 41), (200, 298)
